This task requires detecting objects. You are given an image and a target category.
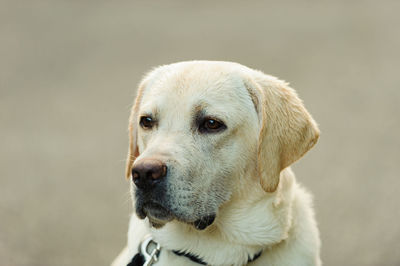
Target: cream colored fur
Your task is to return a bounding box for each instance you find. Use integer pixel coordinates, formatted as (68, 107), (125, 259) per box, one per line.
(112, 61), (321, 266)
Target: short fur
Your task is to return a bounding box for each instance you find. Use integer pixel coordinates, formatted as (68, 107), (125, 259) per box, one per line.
(112, 61), (321, 266)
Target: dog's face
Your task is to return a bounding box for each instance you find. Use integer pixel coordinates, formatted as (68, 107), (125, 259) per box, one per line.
(126, 61), (319, 229)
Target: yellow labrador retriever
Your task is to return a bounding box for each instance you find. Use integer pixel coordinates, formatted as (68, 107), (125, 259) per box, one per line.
(112, 61), (321, 266)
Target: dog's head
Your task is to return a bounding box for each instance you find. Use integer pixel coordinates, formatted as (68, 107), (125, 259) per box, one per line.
(125, 61), (319, 229)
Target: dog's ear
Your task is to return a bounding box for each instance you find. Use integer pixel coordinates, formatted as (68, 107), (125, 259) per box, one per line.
(125, 77), (150, 179)
(244, 72), (319, 192)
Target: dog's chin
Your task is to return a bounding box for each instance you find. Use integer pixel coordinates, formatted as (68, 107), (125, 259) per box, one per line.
(136, 202), (216, 230)
(137, 202), (173, 228)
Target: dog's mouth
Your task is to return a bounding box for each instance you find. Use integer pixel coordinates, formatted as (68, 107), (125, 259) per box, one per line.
(136, 201), (216, 230)
(137, 202), (174, 228)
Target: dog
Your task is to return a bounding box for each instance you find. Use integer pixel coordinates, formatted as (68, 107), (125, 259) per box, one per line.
(112, 61), (321, 266)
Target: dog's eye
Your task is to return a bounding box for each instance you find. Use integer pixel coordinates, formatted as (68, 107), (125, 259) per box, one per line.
(199, 118), (226, 133)
(140, 116), (155, 129)
(205, 119), (220, 130)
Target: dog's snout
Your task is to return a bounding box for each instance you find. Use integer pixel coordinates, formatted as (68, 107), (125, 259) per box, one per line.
(132, 159), (167, 189)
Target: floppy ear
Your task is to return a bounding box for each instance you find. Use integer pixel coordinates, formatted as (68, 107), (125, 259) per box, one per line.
(245, 71), (320, 192)
(125, 78), (149, 179)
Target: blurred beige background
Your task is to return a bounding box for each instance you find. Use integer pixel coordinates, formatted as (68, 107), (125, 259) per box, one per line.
(1, 1), (399, 265)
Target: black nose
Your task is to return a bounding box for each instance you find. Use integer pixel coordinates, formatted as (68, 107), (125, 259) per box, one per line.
(132, 159), (167, 189)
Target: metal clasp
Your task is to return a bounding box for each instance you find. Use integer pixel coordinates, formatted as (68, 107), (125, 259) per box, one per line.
(140, 235), (161, 266)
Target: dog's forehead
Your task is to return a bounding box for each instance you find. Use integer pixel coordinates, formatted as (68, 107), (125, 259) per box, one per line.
(140, 65), (253, 116)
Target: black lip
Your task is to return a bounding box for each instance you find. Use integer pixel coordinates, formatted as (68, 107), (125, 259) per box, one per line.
(193, 214), (216, 230)
(136, 205), (147, 219)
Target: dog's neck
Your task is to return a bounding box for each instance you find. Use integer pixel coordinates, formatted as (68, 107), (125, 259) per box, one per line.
(150, 168), (295, 266)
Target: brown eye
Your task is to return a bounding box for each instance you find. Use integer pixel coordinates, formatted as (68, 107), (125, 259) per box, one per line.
(199, 118), (226, 133)
(140, 116), (155, 129)
(205, 119), (220, 129)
